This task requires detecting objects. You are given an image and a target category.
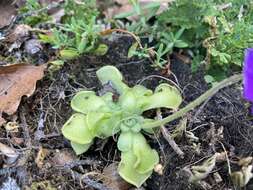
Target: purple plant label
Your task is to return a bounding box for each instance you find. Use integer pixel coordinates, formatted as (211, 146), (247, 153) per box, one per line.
(243, 48), (253, 114)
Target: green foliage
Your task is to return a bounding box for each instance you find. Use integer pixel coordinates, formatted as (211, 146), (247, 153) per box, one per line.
(19, 0), (51, 26)
(62, 65), (182, 187)
(115, 0), (160, 36)
(116, 0), (253, 77)
(38, 0), (107, 60)
(115, 1), (189, 67)
(158, 0), (253, 78)
(155, 28), (188, 67)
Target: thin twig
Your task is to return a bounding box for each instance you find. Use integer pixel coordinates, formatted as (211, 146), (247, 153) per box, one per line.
(143, 74), (242, 129)
(157, 109), (185, 158)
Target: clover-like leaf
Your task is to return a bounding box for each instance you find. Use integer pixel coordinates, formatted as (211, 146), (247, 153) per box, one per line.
(71, 141), (93, 155)
(118, 151), (153, 188)
(71, 91), (108, 114)
(96, 65), (129, 94)
(62, 113), (94, 144)
(142, 83), (182, 111)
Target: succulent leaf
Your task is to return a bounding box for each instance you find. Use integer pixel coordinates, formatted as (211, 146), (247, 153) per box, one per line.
(117, 132), (133, 152)
(118, 151), (153, 188)
(71, 91), (107, 114)
(132, 133), (159, 173)
(71, 141), (93, 155)
(142, 83), (182, 111)
(96, 65), (129, 94)
(118, 132), (159, 187)
(62, 113), (94, 144)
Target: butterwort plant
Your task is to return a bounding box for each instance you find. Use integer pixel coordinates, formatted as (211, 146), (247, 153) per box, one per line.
(62, 65), (182, 187)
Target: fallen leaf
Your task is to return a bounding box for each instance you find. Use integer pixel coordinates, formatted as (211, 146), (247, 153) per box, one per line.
(0, 64), (45, 126)
(0, 1), (17, 28)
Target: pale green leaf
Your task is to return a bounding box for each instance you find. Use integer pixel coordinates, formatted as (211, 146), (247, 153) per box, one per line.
(118, 151), (152, 188)
(62, 113), (94, 144)
(60, 49), (80, 59)
(132, 133), (159, 173)
(117, 132), (133, 152)
(96, 113), (122, 138)
(71, 91), (107, 114)
(142, 83), (182, 111)
(93, 44), (108, 56)
(230, 165), (253, 187)
(86, 112), (111, 136)
(96, 66), (129, 94)
(71, 141), (93, 155)
(128, 42), (138, 58)
(119, 90), (138, 114)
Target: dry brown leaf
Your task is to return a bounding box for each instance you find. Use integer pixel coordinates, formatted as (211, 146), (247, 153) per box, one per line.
(0, 64), (45, 126)
(0, 1), (17, 28)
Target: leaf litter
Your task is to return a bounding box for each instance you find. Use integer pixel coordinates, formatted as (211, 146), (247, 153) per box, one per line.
(0, 64), (45, 125)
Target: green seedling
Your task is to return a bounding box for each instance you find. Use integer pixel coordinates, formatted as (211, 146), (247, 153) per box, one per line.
(62, 65), (182, 187)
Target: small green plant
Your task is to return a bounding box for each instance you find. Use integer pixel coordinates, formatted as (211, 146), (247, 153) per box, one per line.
(154, 28), (188, 67)
(115, 1), (189, 68)
(115, 0), (160, 36)
(39, 0), (107, 60)
(62, 65), (182, 187)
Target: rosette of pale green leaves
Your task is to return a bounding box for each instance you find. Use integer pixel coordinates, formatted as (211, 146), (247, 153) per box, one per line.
(62, 66), (182, 187)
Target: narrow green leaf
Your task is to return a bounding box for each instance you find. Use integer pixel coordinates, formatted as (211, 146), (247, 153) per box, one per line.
(60, 49), (80, 59)
(93, 44), (108, 56)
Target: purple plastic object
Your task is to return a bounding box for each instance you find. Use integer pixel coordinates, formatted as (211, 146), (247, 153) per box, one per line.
(243, 48), (253, 113)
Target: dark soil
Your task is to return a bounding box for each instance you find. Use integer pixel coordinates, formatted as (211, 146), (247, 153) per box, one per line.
(1, 35), (253, 190)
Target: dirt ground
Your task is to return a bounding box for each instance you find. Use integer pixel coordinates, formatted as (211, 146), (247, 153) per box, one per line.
(0, 35), (253, 190)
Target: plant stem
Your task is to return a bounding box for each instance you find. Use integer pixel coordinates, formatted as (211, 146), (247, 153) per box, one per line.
(143, 74), (243, 129)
